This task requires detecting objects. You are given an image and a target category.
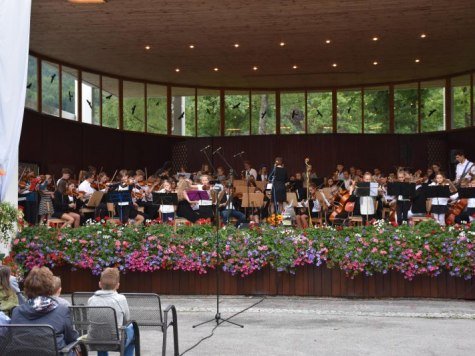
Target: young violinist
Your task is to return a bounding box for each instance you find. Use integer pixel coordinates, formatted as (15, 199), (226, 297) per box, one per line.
(176, 178), (200, 223)
(157, 180), (176, 222)
(52, 180), (80, 228)
(257, 165), (269, 182)
(295, 183), (327, 229)
(108, 170), (144, 225)
(18, 171), (39, 225)
(218, 184), (246, 227)
(37, 174), (55, 223)
(392, 171), (411, 224)
(428, 173), (452, 226)
(77, 172), (96, 201)
(349, 172), (376, 225)
(196, 175), (214, 219)
(56, 168), (72, 186)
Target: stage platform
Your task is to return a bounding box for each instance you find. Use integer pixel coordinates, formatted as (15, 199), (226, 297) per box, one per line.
(54, 265), (475, 300)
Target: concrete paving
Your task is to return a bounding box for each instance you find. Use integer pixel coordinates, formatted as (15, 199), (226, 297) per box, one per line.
(75, 295), (475, 356)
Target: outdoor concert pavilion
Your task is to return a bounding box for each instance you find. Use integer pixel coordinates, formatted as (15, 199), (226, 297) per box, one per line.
(16, 0), (475, 299)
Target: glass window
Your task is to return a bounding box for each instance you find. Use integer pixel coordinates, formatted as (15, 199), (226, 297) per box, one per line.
(61, 66), (78, 120)
(41, 61), (60, 116)
(451, 75), (471, 129)
(394, 83), (418, 133)
(197, 89), (220, 137)
(81, 72), (100, 125)
(280, 92), (305, 134)
(420, 80), (445, 132)
(251, 91), (276, 135)
(225, 90), (250, 136)
(123, 81), (145, 132)
(307, 91), (332, 133)
(171, 87), (195, 136)
(147, 84), (167, 134)
(337, 89), (362, 133)
(102, 76), (119, 129)
(25, 55), (38, 110)
(364, 86), (389, 133)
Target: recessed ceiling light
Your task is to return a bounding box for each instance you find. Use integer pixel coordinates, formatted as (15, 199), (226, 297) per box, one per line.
(234, 43), (240, 48)
(415, 58), (421, 63)
(279, 42), (286, 47)
(332, 63), (338, 67)
(189, 44), (195, 49)
(372, 36), (379, 41)
(252, 66), (258, 71)
(144, 45), (151, 50)
(420, 33), (427, 38)
(373, 61), (379, 65)
(213, 67), (219, 72)
(175, 68), (180, 72)
(325, 39), (331, 44)
(68, 0), (107, 3)
(292, 65), (298, 69)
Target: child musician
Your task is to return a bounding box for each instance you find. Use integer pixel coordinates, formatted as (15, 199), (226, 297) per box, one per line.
(108, 171), (144, 225)
(52, 180), (80, 228)
(158, 180), (176, 222)
(429, 173), (452, 226)
(38, 175), (54, 223)
(295, 183), (328, 229)
(395, 171), (411, 224)
(349, 172), (376, 225)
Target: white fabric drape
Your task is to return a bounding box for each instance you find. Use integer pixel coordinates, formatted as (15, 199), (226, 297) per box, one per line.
(0, 0), (32, 203)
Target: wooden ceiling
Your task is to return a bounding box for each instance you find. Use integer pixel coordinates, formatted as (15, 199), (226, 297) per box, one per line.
(30, 0), (475, 89)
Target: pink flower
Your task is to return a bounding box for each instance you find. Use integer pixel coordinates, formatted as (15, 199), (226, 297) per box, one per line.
(13, 239), (19, 245)
(380, 250), (387, 255)
(371, 247), (378, 253)
(424, 244), (430, 252)
(115, 240), (121, 248)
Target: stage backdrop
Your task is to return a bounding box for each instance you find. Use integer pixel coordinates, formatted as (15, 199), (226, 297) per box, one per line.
(20, 109), (475, 179)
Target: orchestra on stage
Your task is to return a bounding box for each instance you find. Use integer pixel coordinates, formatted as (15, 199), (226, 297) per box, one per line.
(17, 150), (475, 229)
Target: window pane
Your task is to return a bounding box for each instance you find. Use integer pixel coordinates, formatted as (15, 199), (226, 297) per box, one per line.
(280, 92), (305, 134)
(225, 90), (249, 136)
(307, 91), (332, 133)
(337, 89), (362, 133)
(25, 55), (37, 110)
(421, 80), (445, 132)
(364, 86), (389, 133)
(41, 61), (59, 116)
(451, 75), (471, 129)
(171, 87), (195, 136)
(123, 81), (145, 132)
(251, 91), (276, 135)
(81, 72), (100, 125)
(102, 76), (119, 129)
(394, 83), (418, 133)
(147, 84), (167, 134)
(197, 89), (220, 137)
(61, 66), (78, 120)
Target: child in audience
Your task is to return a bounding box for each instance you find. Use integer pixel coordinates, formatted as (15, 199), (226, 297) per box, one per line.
(51, 276), (71, 307)
(88, 267), (135, 356)
(0, 266), (18, 315)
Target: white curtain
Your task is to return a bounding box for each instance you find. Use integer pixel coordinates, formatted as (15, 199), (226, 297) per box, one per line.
(0, 0), (32, 203)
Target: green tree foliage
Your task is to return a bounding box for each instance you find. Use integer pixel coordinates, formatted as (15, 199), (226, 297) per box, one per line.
(394, 88), (418, 133)
(225, 93), (250, 136)
(198, 93), (220, 137)
(307, 91), (332, 133)
(337, 90), (362, 133)
(364, 88), (389, 133)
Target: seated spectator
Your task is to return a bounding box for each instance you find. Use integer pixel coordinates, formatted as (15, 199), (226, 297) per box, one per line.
(88, 267), (135, 356)
(0, 266), (19, 315)
(11, 267), (78, 351)
(51, 276), (71, 307)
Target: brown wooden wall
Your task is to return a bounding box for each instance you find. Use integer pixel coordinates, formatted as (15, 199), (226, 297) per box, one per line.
(20, 109), (475, 180)
(54, 266), (475, 300)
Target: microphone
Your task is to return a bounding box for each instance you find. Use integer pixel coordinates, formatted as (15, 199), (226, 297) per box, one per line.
(233, 151), (245, 158)
(212, 147), (222, 155)
(200, 145), (210, 152)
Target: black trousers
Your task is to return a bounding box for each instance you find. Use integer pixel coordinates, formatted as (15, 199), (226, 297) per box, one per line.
(19, 200), (38, 225)
(396, 201), (411, 224)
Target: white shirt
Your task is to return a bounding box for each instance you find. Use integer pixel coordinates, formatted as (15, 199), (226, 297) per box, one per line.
(360, 196), (375, 215)
(245, 168), (257, 180)
(429, 182), (456, 206)
(78, 180), (95, 196)
(456, 160), (474, 182)
(468, 198), (475, 208)
(158, 189), (175, 213)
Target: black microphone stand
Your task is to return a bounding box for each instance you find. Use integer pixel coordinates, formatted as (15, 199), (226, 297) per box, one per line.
(202, 147), (216, 176)
(192, 184), (244, 329)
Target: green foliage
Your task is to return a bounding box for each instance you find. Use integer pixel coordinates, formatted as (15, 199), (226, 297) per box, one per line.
(0, 202), (21, 244)
(394, 88), (418, 133)
(307, 91), (332, 133)
(198, 93), (220, 136)
(337, 90), (362, 133)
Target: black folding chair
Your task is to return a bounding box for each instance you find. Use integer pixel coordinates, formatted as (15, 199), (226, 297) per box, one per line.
(69, 305), (140, 356)
(0, 324), (87, 356)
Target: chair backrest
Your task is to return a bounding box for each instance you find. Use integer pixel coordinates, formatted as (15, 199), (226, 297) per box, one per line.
(0, 324), (59, 356)
(106, 202), (116, 216)
(72, 292), (164, 328)
(69, 305), (120, 352)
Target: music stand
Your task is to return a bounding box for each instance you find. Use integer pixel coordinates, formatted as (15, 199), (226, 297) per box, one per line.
(242, 192), (265, 222)
(186, 190), (210, 202)
(152, 192), (178, 205)
(387, 182), (416, 199)
(108, 190), (131, 223)
(425, 186), (451, 198)
(456, 188), (475, 199)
